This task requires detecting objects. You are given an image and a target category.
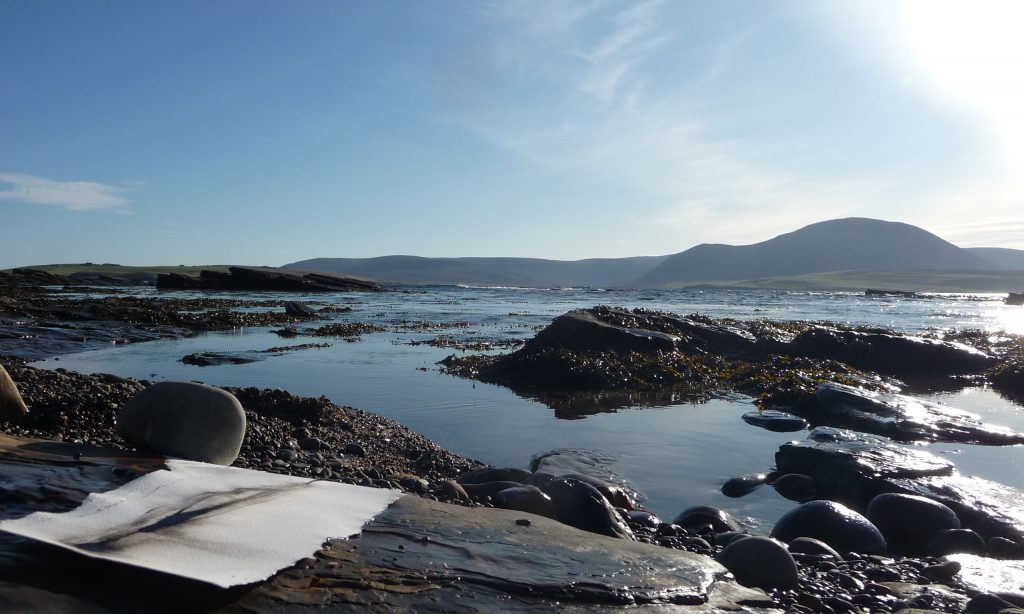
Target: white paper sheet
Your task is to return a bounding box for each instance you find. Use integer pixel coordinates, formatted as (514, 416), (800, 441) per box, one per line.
(0, 459), (402, 588)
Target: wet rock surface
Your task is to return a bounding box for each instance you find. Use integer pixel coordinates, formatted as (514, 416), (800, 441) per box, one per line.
(776, 428), (1024, 548)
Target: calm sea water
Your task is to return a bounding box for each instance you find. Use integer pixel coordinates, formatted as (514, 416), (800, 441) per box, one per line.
(32, 286), (1024, 532)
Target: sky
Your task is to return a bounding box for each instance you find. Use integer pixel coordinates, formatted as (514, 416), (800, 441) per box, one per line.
(2, 0), (1024, 268)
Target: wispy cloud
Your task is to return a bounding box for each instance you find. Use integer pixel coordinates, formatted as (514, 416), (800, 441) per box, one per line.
(0, 173), (132, 211)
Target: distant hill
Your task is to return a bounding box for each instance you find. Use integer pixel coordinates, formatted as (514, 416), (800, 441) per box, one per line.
(285, 255), (668, 288)
(966, 247), (1024, 270)
(637, 218), (997, 287)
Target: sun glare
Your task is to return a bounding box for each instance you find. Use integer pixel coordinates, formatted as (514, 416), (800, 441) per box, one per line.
(902, 0), (1024, 167)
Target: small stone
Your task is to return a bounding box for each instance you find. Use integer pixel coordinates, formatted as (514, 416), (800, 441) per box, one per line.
(672, 505), (739, 534)
(987, 536), (1023, 559)
(921, 560), (961, 583)
(788, 536), (842, 559)
(721, 473), (769, 497)
(772, 473), (816, 501)
(515, 518), (531, 527)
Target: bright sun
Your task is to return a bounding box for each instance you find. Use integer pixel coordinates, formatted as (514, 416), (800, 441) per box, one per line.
(902, 0), (1024, 167)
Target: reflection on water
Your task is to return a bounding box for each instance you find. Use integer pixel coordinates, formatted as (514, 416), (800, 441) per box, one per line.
(28, 286), (1024, 530)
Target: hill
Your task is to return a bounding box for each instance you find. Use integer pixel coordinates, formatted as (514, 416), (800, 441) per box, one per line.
(637, 218), (996, 287)
(966, 247), (1024, 270)
(284, 255), (667, 288)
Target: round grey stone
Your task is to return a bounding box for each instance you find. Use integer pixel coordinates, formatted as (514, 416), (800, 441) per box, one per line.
(673, 505), (739, 534)
(866, 493), (960, 551)
(716, 536), (799, 590)
(771, 500), (887, 555)
(117, 382), (246, 465)
(929, 528), (986, 556)
(788, 536), (842, 559)
(772, 473), (816, 502)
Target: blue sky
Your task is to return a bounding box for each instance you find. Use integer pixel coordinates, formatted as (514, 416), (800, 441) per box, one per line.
(2, 0), (1023, 268)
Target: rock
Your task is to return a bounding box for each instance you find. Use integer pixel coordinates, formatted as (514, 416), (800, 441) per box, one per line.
(810, 382), (1024, 444)
(458, 466), (531, 485)
(775, 427), (954, 503)
(772, 473), (816, 502)
(713, 531), (750, 548)
(788, 536), (842, 559)
(921, 560), (962, 583)
(540, 477), (634, 540)
(181, 351), (261, 367)
(117, 382), (246, 465)
(866, 493), (960, 553)
(672, 505), (740, 534)
(988, 536), (1024, 559)
(721, 473), (769, 497)
(528, 309), (678, 353)
(156, 267), (382, 292)
(530, 450), (637, 508)
(965, 593), (1017, 614)
(0, 364), (29, 419)
(626, 510), (661, 528)
(343, 442), (366, 457)
(788, 326), (995, 376)
(493, 485), (555, 517)
(716, 536), (799, 590)
(771, 500), (887, 554)
(741, 410), (808, 432)
(461, 481), (526, 503)
(929, 529), (986, 556)
(436, 480), (471, 503)
(284, 302), (317, 317)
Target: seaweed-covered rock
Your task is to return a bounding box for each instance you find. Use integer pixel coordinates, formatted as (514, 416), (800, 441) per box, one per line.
(788, 327), (995, 376)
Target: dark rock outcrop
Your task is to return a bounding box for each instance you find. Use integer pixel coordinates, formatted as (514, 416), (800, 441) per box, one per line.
(156, 267), (382, 292)
(806, 381), (1024, 445)
(776, 428), (1024, 547)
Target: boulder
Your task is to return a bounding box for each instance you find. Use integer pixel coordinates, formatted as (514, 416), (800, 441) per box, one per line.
(777, 428), (1024, 547)
(716, 536), (799, 590)
(771, 500), (887, 555)
(540, 477), (634, 540)
(741, 410), (808, 432)
(788, 326), (995, 376)
(117, 382), (246, 465)
(866, 493), (960, 553)
(530, 449), (637, 508)
(929, 529), (986, 556)
(458, 466), (531, 485)
(284, 302), (317, 317)
(493, 485), (555, 517)
(772, 473), (816, 502)
(672, 505), (740, 534)
(810, 382), (1024, 445)
(721, 473), (769, 498)
(0, 364), (29, 419)
(528, 309), (678, 354)
(788, 536), (842, 559)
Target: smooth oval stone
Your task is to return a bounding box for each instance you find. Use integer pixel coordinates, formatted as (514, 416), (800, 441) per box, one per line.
(741, 410), (808, 432)
(987, 536), (1024, 559)
(672, 505), (740, 534)
(494, 485), (555, 517)
(458, 467), (532, 485)
(772, 473), (816, 502)
(461, 481), (526, 502)
(771, 500), (886, 555)
(866, 493), (960, 552)
(714, 531), (751, 548)
(788, 536), (842, 559)
(0, 364), (29, 419)
(117, 382), (246, 465)
(721, 473), (769, 498)
(928, 528), (986, 556)
(716, 536), (799, 590)
(627, 510), (661, 528)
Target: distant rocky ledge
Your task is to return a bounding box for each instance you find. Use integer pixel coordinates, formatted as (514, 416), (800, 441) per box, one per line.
(156, 267), (384, 292)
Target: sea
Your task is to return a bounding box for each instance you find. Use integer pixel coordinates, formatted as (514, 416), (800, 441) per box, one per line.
(31, 286), (1024, 533)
